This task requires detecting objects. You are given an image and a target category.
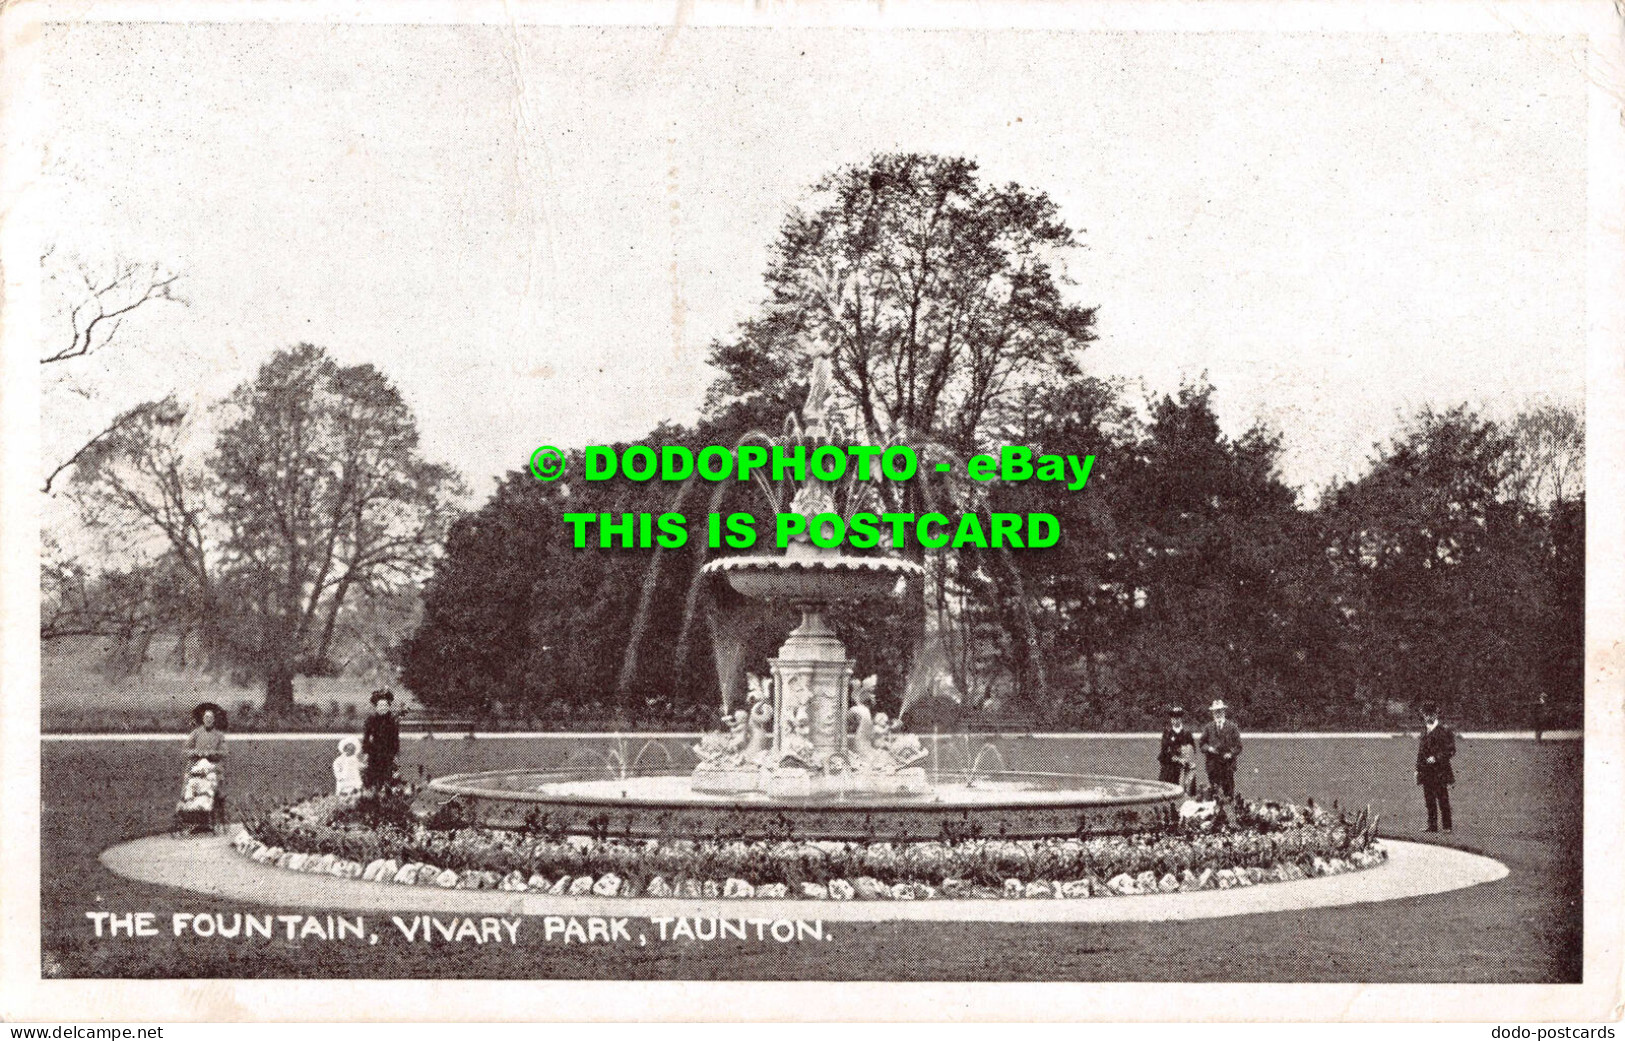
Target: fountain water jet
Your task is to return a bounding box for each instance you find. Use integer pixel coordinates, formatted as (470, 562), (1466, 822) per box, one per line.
(566, 737), (677, 781)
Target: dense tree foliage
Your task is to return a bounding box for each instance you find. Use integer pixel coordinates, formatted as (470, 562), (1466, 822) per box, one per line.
(47, 154), (1583, 732)
(399, 153), (1584, 731)
(1320, 407), (1583, 728)
(401, 378), (1582, 729)
(706, 153), (1097, 461)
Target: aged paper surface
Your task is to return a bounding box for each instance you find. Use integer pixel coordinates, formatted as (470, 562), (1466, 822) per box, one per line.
(2, 0), (1622, 1022)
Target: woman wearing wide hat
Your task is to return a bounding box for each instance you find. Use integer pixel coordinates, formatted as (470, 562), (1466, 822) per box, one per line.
(360, 689), (400, 791)
(1157, 706), (1198, 793)
(183, 702), (229, 826)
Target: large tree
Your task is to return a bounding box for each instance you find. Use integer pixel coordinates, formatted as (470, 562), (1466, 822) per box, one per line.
(64, 344), (464, 710)
(706, 153), (1098, 458)
(209, 345), (465, 708)
(51, 395), (218, 666)
(1318, 406), (1578, 724)
(1051, 382), (1333, 727)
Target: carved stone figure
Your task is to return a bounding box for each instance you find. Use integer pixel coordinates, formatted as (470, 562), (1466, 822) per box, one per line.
(847, 678), (895, 770)
(778, 705), (816, 768)
(874, 712), (927, 768)
(745, 698), (775, 762)
(692, 731), (730, 765)
(789, 481), (838, 527)
(692, 708), (750, 767)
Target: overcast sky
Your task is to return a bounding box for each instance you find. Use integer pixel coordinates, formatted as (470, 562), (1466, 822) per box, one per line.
(37, 22), (1589, 502)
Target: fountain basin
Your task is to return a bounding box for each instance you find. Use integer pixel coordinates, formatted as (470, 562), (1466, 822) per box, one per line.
(425, 769), (1184, 841)
(692, 763), (933, 798)
(702, 553), (921, 602)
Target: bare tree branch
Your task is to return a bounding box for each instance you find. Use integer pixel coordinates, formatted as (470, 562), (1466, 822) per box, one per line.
(42, 260), (185, 366)
(42, 400), (171, 494)
(42, 256), (188, 493)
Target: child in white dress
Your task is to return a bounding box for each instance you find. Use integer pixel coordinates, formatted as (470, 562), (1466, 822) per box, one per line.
(333, 737), (363, 797)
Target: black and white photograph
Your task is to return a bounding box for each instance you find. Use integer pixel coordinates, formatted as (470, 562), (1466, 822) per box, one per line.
(2, 0), (1621, 1024)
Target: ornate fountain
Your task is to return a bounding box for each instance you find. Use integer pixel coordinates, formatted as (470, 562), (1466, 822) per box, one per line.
(425, 340), (1184, 841)
(691, 341), (929, 797)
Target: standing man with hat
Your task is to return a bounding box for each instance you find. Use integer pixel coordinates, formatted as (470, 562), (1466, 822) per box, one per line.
(1157, 706), (1198, 794)
(1199, 699), (1243, 798)
(1416, 701), (1456, 833)
(361, 689), (401, 791)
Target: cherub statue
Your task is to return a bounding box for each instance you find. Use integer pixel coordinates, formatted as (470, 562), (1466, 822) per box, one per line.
(778, 704), (815, 768)
(875, 712), (927, 768)
(692, 708), (749, 767)
(847, 676), (893, 770)
(726, 708), (749, 751)
(744, 697), (775, 762)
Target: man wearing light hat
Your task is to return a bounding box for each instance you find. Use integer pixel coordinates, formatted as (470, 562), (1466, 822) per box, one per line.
(1199, 699), (1243, 798)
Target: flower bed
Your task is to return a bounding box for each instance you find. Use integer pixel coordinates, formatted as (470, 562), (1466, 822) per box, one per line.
(234, 793), (1386, 899)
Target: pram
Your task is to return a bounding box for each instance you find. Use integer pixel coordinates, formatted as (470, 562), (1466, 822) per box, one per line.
(174, 758), (220, 834)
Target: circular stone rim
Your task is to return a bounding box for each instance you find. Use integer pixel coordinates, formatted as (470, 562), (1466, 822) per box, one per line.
(425, 769), (1187, 840)
(428, 768), (1185, 810)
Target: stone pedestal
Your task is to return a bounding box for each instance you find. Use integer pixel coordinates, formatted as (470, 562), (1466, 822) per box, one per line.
(770, 606), (853, 771)
(690, 600), (936, 798)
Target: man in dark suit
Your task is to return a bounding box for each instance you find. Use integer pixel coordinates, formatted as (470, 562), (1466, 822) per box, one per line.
(1416, 701), (1456, 833)
(361, 689), (401, 791)
(1157, 706), (1198, 792)
(1200, 699), (1243, 797)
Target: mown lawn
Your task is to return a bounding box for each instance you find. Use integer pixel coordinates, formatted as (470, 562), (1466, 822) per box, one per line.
(40, 734), (1581, 981)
